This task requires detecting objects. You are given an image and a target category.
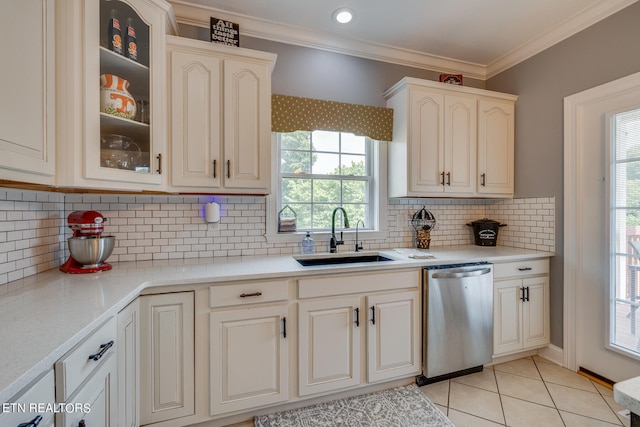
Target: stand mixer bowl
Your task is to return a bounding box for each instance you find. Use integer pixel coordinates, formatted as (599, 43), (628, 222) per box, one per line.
(68, 236), (115, 267)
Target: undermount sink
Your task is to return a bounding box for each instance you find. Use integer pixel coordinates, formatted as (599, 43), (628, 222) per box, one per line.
(294, 252), (395, 267)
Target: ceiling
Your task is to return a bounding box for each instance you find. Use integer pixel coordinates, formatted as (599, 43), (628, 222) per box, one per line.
(169, 0), (637, 79)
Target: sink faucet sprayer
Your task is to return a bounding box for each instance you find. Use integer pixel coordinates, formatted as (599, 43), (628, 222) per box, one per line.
(329, 207), (349, 253)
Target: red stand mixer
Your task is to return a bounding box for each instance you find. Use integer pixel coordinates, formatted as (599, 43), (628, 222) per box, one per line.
(60, 210), (115, 274)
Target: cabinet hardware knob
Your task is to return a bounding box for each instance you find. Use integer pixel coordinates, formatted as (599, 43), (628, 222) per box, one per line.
(354, 307), (360, 327)
(213, 159), (217, 179)
(525, 286), (530, 302)
(88, 340), (114, 361)
(282, 317), (287, 338)
(520, 287), (525, 302)
(518, 267), (533, 271)
(370, 306), (376, 325)
(227, 160), (231, 179)
(440, 171), (445, 186)
(17, 415), (42, 427)
(446, 172), (451, 186)
(481, 173), (486, 186)
(156, 153), (162, 175)
(239, 292), (262, 298)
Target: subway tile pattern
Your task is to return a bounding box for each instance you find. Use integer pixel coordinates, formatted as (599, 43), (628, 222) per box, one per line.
(0, 188), (555, 291)
(0, 189), (66, 292)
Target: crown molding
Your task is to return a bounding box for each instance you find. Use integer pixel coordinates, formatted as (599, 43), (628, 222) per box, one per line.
(486, 0), (639, 78)
(168, 0), (487, 80)
(169, 0), (638, 81)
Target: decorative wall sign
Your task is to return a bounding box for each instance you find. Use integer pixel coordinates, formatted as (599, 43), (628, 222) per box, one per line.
(439, 74), (463, 85)
(210, 17), (239, 47)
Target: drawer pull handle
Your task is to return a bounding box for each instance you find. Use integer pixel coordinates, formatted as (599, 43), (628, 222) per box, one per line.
(88, 340), (114, 361)
(370, 306), (376, 325)
(355, 307), (360, 327)
(156, 153), (162, 175)
(446, 172), (451, 186)
(240, 292), (263, 298)
(227, 160), (231, 179)
(518, 267), (533, 271)
(18, 415), (42, 427)
(213, 159), (217, 178)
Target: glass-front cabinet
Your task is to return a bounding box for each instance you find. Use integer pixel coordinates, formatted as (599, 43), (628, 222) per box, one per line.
(56, 0), (176, 190)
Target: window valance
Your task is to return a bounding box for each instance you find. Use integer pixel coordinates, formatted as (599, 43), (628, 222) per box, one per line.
(271, 94), (394, 142)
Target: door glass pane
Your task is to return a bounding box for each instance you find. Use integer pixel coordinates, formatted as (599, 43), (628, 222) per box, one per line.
(611, 108), (640, 356)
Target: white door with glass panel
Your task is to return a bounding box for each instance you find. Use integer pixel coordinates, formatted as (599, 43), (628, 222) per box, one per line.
(568, 74), (640, 381)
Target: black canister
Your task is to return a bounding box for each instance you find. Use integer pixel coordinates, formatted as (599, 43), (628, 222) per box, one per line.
(467, 218), (507, 246)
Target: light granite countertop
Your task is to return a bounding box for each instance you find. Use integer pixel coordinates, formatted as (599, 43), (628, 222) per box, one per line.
(615, 376), (640, 416)
(0, 245), (553, 403)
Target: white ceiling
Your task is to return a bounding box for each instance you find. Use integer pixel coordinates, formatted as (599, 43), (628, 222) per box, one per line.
(170, 0), (637, 79)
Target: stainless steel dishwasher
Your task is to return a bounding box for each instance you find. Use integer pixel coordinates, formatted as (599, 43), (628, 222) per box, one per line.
(416, 263), (494, 386)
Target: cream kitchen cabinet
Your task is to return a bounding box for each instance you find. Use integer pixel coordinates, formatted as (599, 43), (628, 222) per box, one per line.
(140, 292), (195, 425)
(206, 280), (289, 415)
(0, 0), (55, 185)
(167, 36), (277, 194)
(493, 259), (550, 356)
(55, 0), (177, 191)
(55, 317), (118, 427)
(477, 98), (515, 196)
(0, 370), (55, 427)
(297, 270), (421, 396)
(117, 298), (139, 427)
(385, 77), (517, 198)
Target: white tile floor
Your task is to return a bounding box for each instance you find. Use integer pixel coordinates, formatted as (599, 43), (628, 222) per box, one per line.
(420, 355), (630, 427)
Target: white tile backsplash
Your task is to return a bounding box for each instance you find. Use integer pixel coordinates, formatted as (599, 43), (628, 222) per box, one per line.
(0, 188), (555, 292)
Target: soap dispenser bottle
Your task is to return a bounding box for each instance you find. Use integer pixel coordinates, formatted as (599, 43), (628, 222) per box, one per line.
(301, 231), (314, 254)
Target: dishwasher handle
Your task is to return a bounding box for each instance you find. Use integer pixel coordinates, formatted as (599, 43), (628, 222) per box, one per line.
(431, 267), (492, 279)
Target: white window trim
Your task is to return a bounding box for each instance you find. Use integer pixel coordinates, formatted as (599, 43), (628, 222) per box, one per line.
(265, 134), (388, 246)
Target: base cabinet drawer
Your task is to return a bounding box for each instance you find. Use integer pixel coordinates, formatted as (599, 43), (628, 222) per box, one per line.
(56, 353), (117, 427)
(0, 370), (55, 427)
(55, 317), (117, 402)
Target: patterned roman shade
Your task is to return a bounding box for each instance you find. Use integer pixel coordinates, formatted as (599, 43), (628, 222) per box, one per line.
(271, 94), (394, 141)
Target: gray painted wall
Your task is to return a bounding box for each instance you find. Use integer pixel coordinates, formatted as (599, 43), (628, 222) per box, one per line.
(486, 1), (640, 347)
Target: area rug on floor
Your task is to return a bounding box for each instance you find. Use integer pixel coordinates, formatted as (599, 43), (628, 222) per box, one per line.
(254, 384), (454, 427)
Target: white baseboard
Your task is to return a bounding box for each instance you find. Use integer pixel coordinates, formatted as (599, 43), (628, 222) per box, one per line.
(537, 344), (564, 366)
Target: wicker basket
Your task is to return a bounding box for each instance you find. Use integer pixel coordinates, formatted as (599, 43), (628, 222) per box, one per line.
(416, 228), (431, 249)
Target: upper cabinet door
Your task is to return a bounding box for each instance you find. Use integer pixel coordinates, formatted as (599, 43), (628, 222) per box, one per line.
(169, 48), (222, 188)
(223, 58), (271, 191)
(409, 89), (445, 194)
(477, 98), (515, 196)
(0, 0), (55, 184)
(445, 94), (477, 194)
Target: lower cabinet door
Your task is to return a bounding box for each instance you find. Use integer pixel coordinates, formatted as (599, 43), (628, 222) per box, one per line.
(493, 279), (523, 355)
(118, 298), (139, 427)
(366, 290), (421, 383)
(140, 292), (195, 425)
(522, 277), (550, 349)
(57, 353), (117, 427)
(298, 296), (362, 396)
(210, 304), (289, 415)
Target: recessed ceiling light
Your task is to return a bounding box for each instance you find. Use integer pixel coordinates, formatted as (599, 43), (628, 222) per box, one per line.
(332, 7), (354, 24)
